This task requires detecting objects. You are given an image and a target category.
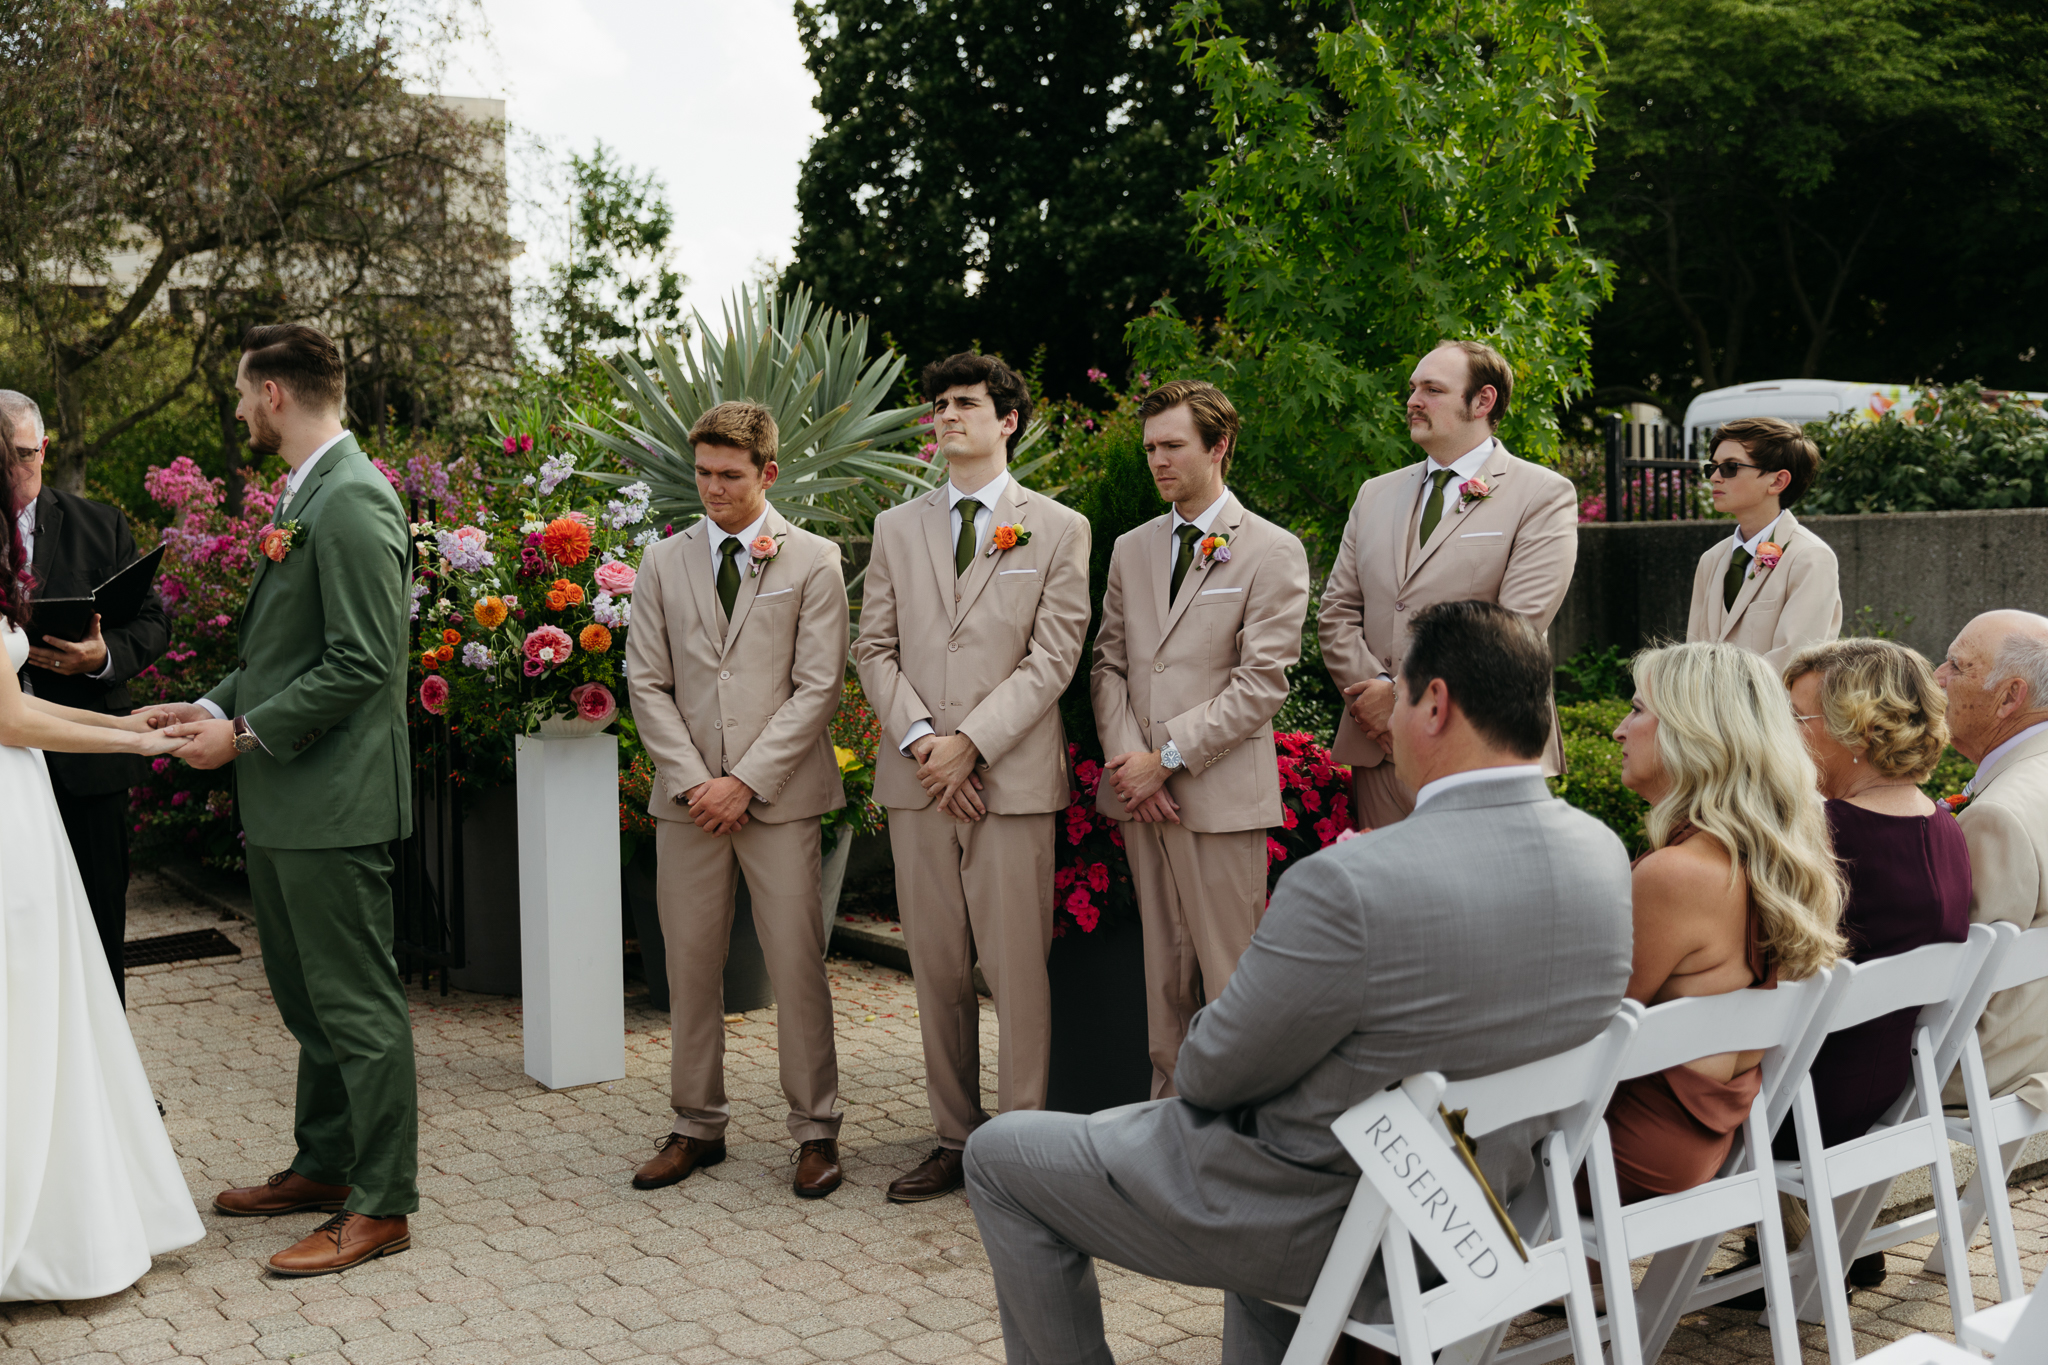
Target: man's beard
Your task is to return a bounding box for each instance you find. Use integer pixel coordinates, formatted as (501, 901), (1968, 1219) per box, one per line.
(245, 410), (283, 456)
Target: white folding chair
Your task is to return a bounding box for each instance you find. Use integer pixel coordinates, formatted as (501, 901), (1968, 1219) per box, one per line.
(1274, 1007), (1644, 1365)
(1960, 1283), (2048, 1362)
(1860, 1336), (1998, 1365)
(1907, 924), (2048, 1301)
(1777, 929), (2001, 1365)
(1490, 972), (1835, 1365)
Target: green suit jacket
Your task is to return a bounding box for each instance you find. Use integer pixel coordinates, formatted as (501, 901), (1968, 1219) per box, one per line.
(204, 436), (413, 849)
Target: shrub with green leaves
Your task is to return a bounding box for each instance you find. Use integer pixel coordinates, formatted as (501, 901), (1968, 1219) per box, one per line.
(1804, 381), (2048, 515)
(1549, 698), (1648, 856)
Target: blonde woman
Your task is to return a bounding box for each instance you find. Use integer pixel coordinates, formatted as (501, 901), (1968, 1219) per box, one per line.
(1604, 642), (1846, 1202)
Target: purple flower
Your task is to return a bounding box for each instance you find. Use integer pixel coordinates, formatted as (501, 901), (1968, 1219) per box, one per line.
(171, 791), (189, 806)
(522, 657), (545, 677)
(1213, 545), (1231, 563)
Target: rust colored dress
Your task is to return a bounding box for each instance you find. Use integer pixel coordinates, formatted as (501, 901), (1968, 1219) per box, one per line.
(1604, 826), (1777, 1206)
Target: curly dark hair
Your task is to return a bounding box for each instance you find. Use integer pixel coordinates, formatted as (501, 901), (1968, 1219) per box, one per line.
(1, 406), (30, 627)
(920, 352), (1033, 456)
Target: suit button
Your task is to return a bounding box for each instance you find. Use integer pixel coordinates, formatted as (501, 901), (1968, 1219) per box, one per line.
(714, 721), (722, 729)
(954, 591), (962, 601)
(1396, 602), (1406, 612)
(1154, 663), (1165, 673)
(719, 670), (731, 680)
(948, 643), (959, 652)
(1140, 718), (1149, 727)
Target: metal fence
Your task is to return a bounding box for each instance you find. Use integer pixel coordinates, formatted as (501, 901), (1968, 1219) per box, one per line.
(1603, 416), (1706, 522)
(392, 498), (465, 994)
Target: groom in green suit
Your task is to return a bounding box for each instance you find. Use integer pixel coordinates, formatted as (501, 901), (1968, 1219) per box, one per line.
(152, 324), (417, 1276)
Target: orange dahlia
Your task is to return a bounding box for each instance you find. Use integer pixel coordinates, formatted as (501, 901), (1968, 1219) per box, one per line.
(541, 517), (592, 566)
(441, 627), (462, 646)
(473, 596), (508, 629)
(420, 651), (441, 672)
(579, 623), (613, 653)
(550, 577), (586, 605)
(435, 644), (455, 663)
(545, 589), (568, 611)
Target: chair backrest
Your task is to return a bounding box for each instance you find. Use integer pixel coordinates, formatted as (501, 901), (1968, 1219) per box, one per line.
(1621, 973), (1831, 1080)
(1925, 923), (2017, 1094)
(1822, 934), (1992, 1034)
(1439, 1004), (1644, 1176)
(1989, 924), (2048, 993)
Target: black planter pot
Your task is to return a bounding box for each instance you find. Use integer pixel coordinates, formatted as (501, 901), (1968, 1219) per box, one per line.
(621, 844), (775, 1015)
(1045, 916), (1152, 1114)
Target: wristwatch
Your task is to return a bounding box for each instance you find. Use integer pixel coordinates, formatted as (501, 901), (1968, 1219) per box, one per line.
(1160, 739), (1185, 771)
(231, 716), (262, 755)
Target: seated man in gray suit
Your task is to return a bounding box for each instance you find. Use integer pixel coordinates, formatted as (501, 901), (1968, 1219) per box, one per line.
(965, 599), (1635, 1365)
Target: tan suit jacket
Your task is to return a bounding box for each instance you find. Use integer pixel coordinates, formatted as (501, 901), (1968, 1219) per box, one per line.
(625, 508), (849, 822)
(1318, 440), (1577, 772)
(1684, 510), (1842, 674)
(853, 478), (1091, 813)
(1090, 492), (1310, 833)
(1945, 728), (2048, 1103)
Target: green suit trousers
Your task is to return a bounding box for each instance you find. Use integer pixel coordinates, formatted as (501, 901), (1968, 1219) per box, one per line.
(245, 841), (419, 1215)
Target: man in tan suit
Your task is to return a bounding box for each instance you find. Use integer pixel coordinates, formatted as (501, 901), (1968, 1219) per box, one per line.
(1091, 380), (1309, 1098)
(625, 401), (851, 1199)
(1937, 610), (2048, 1104)
(854, 353), (1091, 1203)
(1685, 415), (1842, 671)
(1319, 340), (1578, 828)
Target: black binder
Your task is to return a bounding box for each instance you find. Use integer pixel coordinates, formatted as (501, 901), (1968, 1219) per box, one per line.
(29, 543), (167, 645)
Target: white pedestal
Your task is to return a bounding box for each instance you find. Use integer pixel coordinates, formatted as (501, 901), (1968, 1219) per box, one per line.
(516, 732), (625, 1089)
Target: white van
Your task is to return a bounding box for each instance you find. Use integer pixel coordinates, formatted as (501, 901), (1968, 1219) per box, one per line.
(1681, 378), (2047, 455)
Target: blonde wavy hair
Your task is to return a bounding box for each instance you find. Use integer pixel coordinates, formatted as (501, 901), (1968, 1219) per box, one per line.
(1634, 642), (1846, 980)
(1783, 638), (1949, 782)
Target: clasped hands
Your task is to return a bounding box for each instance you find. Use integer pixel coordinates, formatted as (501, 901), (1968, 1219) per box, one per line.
(1105, 747), (1180, 823)
(681, 775), (754, 836)
(911, 732), (986, 823)
(132, 702), (240, 769)
(1341, 675), (1397, 749)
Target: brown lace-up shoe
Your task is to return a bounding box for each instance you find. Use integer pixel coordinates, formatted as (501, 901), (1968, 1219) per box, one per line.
(792, 1139), (843, 1199)
(213, 1169), (351, 1217)
(632, 1133), (725, 1189)
(267, 1212), (410, 1276)
(886, 1147), (964, 1203)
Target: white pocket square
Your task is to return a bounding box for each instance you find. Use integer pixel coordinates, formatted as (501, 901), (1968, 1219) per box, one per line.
(1199, 586), (1243, 595)
(755, 587), (794, 598)
(998, 568), (1038, 576)
(1460, 531), (1504, 539)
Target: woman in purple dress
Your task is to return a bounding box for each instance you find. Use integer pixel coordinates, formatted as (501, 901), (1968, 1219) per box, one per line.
(1779, 637), (1971, 1283)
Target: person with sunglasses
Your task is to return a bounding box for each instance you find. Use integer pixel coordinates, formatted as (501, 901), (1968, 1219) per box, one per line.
(1685, 416), (1841, 671)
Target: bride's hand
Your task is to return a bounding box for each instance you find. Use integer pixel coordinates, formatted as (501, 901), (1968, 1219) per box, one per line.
(131, 703), (210, 730)
(132, 728), (192, 757)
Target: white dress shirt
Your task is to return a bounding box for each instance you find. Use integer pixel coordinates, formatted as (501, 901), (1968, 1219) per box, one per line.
(17, 495), (117, 681)
(1166, 489), (1228, 576)
(1414, 437), (1497, 533)
(900, 471), (1012, 753)
(1413, 764), (1545, 810)
(704, 507), (770, 579)
(1726, 513), (1785, 571)
(1966, 719), (2048, 796)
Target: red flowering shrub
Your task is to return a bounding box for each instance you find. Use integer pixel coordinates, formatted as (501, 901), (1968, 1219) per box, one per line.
(1264, 733), (1355, 895)
(1053, 744), (1140, 936)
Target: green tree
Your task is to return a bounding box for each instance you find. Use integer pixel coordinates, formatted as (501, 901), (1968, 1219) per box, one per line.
(1129, 0), (1611, 546)
(532, 142), (688, 364)
(785, 0), (1317, 398)
(1578, 0), (2048, 416)
(0, 0), (513, 502)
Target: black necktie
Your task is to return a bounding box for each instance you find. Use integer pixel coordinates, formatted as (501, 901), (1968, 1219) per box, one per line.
(717, 538), (743, 619)
(954, 498), (982, 577)
(1723, 546), (1752, 611)
(1170, 524), (1202, 602)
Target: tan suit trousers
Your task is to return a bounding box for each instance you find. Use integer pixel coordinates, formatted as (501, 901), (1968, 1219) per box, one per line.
(890, 805), (1055, 1148)
(656, 815), (841, 1142)
(1353, 762), (1418, 831)
(1123, 821), (1269, 1099)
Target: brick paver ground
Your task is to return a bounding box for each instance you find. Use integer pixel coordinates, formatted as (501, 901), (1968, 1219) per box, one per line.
(3, 872), (2041, 1365)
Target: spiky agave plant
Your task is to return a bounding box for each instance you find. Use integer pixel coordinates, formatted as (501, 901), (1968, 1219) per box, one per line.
(578, 284), (938, 551)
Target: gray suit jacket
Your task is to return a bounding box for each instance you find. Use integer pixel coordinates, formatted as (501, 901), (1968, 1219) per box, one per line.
(1088, 773), (1634, 1300)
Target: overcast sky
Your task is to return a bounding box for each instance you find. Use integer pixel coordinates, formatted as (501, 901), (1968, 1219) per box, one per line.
(439, 0), (825, 324)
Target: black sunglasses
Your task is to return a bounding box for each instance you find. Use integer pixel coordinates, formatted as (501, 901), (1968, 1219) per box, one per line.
(1701, 458), (1764, 479)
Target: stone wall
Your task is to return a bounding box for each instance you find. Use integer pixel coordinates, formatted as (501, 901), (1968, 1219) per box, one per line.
(1554, 507), (2048, 664)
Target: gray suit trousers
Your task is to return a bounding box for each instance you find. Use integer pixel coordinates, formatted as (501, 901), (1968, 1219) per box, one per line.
(965, 1110), (1320, 1365)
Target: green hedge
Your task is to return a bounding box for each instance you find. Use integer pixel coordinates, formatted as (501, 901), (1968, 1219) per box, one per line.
(1549, 699), (1649, 856)
(1805, 380), (2048, 514)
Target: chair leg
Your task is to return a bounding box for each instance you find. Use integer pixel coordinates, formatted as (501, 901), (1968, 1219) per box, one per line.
(1752, 1165), (1803, 1365)
(1792, 1097), (1857, 1365)
(1984, 1134), (2030, 1299)
(1278, 1180), (1394, 1365)
(1544, 1133), (1605, 1365)
(1631, 1239), (1722, 1365)
(1917, 1041), (1979, 1339)
(1588, 1129), (1643, 1365)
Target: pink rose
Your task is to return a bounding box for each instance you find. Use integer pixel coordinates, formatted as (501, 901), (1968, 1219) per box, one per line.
(593, 560), (637, 594)
(419, 676), (449, 715)
(522, 624), (574, 667)
(569, 682), (617, 724)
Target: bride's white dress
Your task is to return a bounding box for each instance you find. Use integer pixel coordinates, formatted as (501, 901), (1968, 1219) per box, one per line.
(2, 621), (203, 1301)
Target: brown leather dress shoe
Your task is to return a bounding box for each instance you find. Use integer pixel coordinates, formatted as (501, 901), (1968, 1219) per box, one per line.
(213, 1169), (351, 1217)
(792, 1139), (843, 1199)
(268, 1212), (410, 1276)
(886, 1146), (965, 1203)
(631, 1133), (725, 1189)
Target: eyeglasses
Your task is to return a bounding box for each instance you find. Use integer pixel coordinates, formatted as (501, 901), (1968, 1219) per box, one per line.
(12, 446), (42, 462)
(1702, 459), (1764, 479)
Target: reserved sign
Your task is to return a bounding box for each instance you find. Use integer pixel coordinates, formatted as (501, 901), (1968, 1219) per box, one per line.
(1336, 1089), (1524, 1294)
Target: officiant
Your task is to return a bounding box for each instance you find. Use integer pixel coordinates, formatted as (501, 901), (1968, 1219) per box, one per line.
(3, 391), (169, 1003)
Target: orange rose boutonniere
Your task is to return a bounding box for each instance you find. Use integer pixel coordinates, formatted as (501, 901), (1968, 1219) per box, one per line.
(1456, 475), (1494, 510)
(258, 520), (302, 562)
(1751, 542), (1784, 577)
(985, 524), (1032, 556)
(748, 532), (784, 577)
(1942, 791), (1973, 817)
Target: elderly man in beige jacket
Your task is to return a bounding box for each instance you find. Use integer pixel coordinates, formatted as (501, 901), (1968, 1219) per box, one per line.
(1319, 340), (1579, 828)
(1091, 380), (1309, 1099)
(1938, 609), (2048, 1106)
(854, 352), (1091, 1204)
(625, 401), (851, 1199)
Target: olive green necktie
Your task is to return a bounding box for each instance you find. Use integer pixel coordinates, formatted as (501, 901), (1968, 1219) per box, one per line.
(1418, 468), (1457, 547)
(717, 537), (743, 619)
(1723, 545), (1752, 611)
(1169, 523), (1202, 602)
(954, 497), (982, 577)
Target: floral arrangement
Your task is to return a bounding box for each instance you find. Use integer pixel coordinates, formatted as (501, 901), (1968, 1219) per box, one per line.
(1264, 732), (1355, 895)
(823, 676), (886, 844)
(406, 443), (657, 741)
(1054, 744), (1140, 936)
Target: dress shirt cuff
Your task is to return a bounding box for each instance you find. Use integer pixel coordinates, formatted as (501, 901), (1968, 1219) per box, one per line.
(900, 718), (935, 755)
(196, 698), (228, 722)
(89, 653), (116, 682)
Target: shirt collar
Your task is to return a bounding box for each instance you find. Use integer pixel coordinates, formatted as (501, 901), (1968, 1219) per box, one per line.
(1171, 489), (1229, 535)
(286, 431), (352, 495)
(705, 507), (770, 551)
(1425, 436), (1495, 483)
(14, 500), (33, 534)
(947, 469), (1009, 511)
(1733, 513), (1785, 557)
(1413, 763), (1545, 810)
(1967, 718), (2048, 794)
